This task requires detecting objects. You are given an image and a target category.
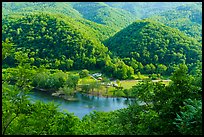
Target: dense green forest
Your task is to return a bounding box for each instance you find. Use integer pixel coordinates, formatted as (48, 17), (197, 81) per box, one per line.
(2, 13), (135, 79)
(2, 13), (109, 70)
(2, 2), (82, 18)
(104, 19), (202, 75)
(2, 52), (202, 134)
(2, 2), (202, 135)
(2, 2), (117, 41)
(105, 2), (193, 18)
(71, 2), (137, 30)
(3, 2), (201, 42)
(2, 2), (137, 35)
(149, 2), (202, 42)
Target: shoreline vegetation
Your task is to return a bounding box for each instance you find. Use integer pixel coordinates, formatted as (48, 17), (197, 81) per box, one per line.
(2, 2), (202, 135)
(3, 67), (171, 101)
(32, 79), (171, 101)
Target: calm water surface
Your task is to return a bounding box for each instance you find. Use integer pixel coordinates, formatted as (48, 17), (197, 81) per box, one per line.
(28, 90), (135, 119)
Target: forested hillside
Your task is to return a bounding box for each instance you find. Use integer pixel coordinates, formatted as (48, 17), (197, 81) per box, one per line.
(149, 2), (202, 42)
(2, 2), (117, 41)
(71, 2), (136, 30)
(2, 2), (82, 18)
(4, 2), (201, 43)
(2, 13), (108, 69)
(104, 19), (202, 75)
(2, 13), (135, 79)
(105, 2), (193, 18)
(2, 2), (202, 135)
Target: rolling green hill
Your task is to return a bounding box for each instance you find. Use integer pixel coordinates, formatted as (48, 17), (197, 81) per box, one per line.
(104, 19), (202, 74)
(2, 13), (135, 79)
(105, 2), (193, 18)
(2, 2), (82, 18)
(2, 13), (109, 70)
(3, 2), (201, 43)
(2, 2), (117, 41)
(2, 2), (202, 136)
(71, 2), (136, 30)
(2, 2), (202, 77)
(149, 2), (202, 43)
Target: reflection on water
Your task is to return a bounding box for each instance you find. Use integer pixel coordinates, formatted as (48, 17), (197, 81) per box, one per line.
(28, 90), (135, 119)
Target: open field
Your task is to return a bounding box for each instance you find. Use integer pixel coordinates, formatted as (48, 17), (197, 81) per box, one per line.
(120, 79), (171, 89)
(120, 80), (139, 89)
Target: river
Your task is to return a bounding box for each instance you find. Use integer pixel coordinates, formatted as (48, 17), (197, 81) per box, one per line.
(27, 90), (136, 119)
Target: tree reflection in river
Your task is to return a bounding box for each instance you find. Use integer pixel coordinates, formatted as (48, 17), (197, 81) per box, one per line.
(28, 90), (135, 119)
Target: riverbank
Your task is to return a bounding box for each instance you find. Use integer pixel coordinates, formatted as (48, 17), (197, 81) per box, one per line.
(33, 87), (79, 101)
(32, 79), (171, 100)
(28, 90), (135, 119)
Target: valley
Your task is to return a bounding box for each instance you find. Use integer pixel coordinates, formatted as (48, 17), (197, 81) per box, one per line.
(2, 2), (202, 135)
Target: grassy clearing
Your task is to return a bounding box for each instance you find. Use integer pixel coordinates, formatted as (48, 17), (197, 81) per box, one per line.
(138, 74), (149, 79)
(120, 79), (171, 89)
(161, 75), (170, 79)
(78, 76), (96, 84)
(73, 70), (171, 96)
(120, 80), (138, 89)
(67, 69), (101, 74)
(160, 80), (171, 86)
